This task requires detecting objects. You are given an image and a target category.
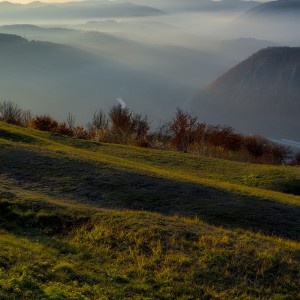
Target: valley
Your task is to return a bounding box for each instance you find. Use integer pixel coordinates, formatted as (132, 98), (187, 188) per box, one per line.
(0, 0), (300, 298)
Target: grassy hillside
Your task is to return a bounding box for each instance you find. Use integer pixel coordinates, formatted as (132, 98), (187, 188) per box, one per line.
(0, 122), (300, 299)
(192, 47), (300, 140)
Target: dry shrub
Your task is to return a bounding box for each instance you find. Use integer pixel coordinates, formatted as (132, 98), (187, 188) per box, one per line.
(109, 104), (132, 133)
(31, 115), (58, 132)
(204, 125), (243, 152)
(1, 100), (291, 166)
(91, 127), (111, 142)
(73, 126), (88, 139)
(90, 109), (108, 130)
(291, 152), (300, 166)
(131, 113), (150, 138)
(31, 115), (74, 137)
(148, 122), (172, 150)
(53, 122), (73, 136)
(167, 109), (289, 164)
(243, 135), (270, 158)
(170, 108), (201, 152)
(85, 105), (150, 145)
(0, 100), (22, 125)
(135, 136), (149, 148)
(66, 113), (76, 130)
(20, 110), (33, 127)
(243, 135), (290, 164)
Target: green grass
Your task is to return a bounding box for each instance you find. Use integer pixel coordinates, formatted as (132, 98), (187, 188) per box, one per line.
(0, 121), (300, 299)
(1, 122), (300, 200)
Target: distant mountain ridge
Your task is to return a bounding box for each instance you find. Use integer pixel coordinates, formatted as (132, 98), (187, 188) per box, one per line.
(191, 47), (300, 140)
(0, 0), (259, 16)
(0, 1), (164, 19)
(246, 0), (300, 16)
(119, 0), (260, 12)
(228, 0), (300, 43)
(0, 33), (190, 125)
(0, 32), (26, 43)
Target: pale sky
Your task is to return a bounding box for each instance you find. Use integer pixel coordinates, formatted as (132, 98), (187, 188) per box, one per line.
(3, 0), (82, 3)
(3, 0), (275, 5)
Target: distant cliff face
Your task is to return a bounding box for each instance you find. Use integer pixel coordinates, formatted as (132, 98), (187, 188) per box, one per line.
(191, 47), (300, 140)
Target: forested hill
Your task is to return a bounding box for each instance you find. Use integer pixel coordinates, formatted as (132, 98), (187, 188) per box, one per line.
(192, 47), (300, 140)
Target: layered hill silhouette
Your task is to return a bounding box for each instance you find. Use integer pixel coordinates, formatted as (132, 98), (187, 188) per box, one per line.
(0, 31), (242, 125)
(0, 33), (191, 124)
(245, 0), (300, 17)
(0, 1), (164, 20)
(119, 0), (259, 13)
(191, 47), (300, 140)
(217, 38), (279, 61)
(229, 0), (300, 43)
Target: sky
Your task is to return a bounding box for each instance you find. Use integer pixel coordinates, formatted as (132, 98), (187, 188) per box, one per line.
(3, 0), (275, 5)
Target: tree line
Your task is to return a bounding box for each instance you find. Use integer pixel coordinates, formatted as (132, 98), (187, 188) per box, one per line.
(0, 100), (299, 166)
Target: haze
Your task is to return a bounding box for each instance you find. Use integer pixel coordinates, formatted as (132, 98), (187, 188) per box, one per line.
(5, 0), (274, 4)
(0, 0), (299, 140)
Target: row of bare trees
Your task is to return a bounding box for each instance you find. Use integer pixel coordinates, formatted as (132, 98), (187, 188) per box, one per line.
(0, 100), (298, 165)
(87, 106), (150, 145)
(0, 100), (150, 145)
(0, 100), (32, 127)
(168, 108), (291, 165)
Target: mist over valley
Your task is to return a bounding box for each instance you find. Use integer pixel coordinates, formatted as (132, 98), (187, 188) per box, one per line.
(1, 2), (300, 299)
(0, 0), (299, 139)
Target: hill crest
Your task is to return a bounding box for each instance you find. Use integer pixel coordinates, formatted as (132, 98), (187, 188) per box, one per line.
(192, 47), (300, 140)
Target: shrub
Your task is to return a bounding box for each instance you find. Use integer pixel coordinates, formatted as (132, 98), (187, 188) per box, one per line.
(91, 127), (111, 142)
(243, 135), (270, 158)
(169, 108), (200, 152)
(88, 109), (110, 141)
(109, 104), (132, 133)
(291, 152), (300, 166)
(204, 125), (243, 152)
(243, 135), (289, 164)
(20, 110), (33, 128)
(149, 122), (172, 150)
(66, 113), (76, 130)
(131, 113), (150, 138)
(268, 143), (291, 165)
(89, 109), (108, 131)
(73, 126), (88, 139)
(53, 122), (73, 136)
(104, 105), (150, 144)
(0, 100), (22, 125)
(31, 115), (58, 132)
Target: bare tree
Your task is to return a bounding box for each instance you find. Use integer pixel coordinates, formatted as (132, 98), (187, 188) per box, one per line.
(0, 100), (22, 125)
(109, 104), (131, 132)
(131, 113), (150, 137)
(90, 109), (108, 130)
(21, 110), (32, 127)
(66, 112), (76, 130)
(170, 108), (199, 152)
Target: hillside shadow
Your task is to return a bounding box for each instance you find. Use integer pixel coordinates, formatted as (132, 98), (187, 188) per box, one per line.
(0, 195), (100, 298)
(0, 196), (87, 237)
(0, 128), (38, 144)
(280, 179), (300, 196)
(1, 145), (300, 241)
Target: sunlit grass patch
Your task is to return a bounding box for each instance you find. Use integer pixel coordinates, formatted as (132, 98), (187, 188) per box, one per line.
(0, 121), (300, 299)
